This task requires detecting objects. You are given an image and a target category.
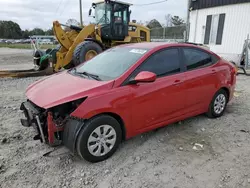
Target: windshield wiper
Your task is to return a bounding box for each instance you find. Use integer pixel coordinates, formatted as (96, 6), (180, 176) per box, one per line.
(82, 72), (101, 81)
(77, 71), (102, 81)
(71, 68), (102, 81)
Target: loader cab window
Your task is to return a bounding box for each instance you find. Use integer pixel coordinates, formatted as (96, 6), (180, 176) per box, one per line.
(114, 11), (122, 23)
(95, 3), (111, 24)
(123, 10), (128, 24)
(95, 2), (130, 40)
(113, 5), (129, 24)
(112, 4), (129, 39)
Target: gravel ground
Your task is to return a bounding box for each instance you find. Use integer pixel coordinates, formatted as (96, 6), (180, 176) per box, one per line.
(0, 48), (250, 188)
(0, 48), (33, 70)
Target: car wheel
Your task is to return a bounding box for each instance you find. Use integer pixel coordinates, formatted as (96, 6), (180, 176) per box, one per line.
(207, 89), (228, 118)
(76, 115), (122, 163)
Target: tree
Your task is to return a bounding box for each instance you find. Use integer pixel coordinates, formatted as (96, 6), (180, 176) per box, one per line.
(165, 14), (172, 27)
(66, 19), (80, 26)
(22, 29), (30, 39)
(45, 28), (54, 36)
(65, 19), (81, 31)
(29, 28), (45, 36)
(146, 19), (162, 29)
(0, 20), (22, 39)
(171, 16), (185, 26)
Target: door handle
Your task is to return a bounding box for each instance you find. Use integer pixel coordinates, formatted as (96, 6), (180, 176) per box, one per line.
(173, 79), (182, 85)
(211, 69), (216, 74)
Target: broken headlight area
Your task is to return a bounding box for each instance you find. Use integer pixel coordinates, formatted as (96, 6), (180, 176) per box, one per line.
(20, 98), (86, 146)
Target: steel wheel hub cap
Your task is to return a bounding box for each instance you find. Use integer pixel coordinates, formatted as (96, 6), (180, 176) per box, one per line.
(87, 125), (117, 157)
(214, 94), (226, 114)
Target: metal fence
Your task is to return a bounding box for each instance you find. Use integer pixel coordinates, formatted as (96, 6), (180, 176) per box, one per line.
(150, 25), (186, 42)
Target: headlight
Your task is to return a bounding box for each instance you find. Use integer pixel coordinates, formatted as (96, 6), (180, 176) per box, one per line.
(51, 97), (87, 119)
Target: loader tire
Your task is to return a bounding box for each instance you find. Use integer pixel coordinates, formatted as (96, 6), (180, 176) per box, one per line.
(73, 41), (102, 66)
(33, 50), (49, 71)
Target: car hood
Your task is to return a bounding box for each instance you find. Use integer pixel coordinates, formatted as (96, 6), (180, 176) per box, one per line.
(26, 71), (114, 109)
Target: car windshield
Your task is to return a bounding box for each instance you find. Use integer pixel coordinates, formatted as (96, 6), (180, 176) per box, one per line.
(95, 3), (111, 24)
(74, 47), (148, 81)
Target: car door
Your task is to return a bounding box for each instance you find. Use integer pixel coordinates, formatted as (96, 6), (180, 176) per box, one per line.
(124, 48), (187, 131)
(182, 47), (219, 112)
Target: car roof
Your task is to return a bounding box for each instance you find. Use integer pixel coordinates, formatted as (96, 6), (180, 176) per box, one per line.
(116, 42), (219, 58)
(119, 42), (205, 50)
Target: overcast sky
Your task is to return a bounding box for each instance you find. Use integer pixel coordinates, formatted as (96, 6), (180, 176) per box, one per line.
(0, 0), (187, 30)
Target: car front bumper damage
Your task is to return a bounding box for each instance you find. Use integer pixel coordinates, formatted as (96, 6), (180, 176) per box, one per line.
(20, 101), (47, 143)
(20, 101), (64, 146)
(20, 101), (85, 151)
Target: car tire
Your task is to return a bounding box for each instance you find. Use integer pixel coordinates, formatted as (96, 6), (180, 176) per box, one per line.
(207, 89), (228, 118)
(72, 41), (102, 67)
(76, 115), (122, 163)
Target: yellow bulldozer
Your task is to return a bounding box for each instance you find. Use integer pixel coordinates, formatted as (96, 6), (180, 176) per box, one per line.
(34, 0), (150, 72)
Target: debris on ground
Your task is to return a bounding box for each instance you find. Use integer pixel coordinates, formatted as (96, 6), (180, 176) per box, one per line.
(135, 156), (141, 163)
(221, 174), (231, 182)
(186, 175), (194, 179)
(104, 169), (110, 175)
(179, 147), (184, 151)
(234, 92), (240, 97)
(1, 138), (8, 144)
(192, 143), (204, 151)
(154, 172), (159, 176)
(240, 129), (250, 133)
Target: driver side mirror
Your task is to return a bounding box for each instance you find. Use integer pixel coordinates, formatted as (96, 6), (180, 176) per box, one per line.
(129, 71), (156, 84)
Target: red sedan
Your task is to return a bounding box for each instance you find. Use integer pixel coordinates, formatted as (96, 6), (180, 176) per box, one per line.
(20, 42), (236, 162)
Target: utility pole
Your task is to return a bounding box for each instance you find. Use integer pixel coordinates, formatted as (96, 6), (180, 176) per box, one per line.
(79, 0), (83, 26)
(185, 0), (191, 42)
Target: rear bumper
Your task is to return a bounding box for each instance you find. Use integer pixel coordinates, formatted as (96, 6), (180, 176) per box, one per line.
(229, 74), (237, 102)
(229, 85), (235, 101)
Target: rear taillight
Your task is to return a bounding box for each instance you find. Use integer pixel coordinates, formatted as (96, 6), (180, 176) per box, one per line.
(228, 61), (238, 74)
(232, 66), (238, 75)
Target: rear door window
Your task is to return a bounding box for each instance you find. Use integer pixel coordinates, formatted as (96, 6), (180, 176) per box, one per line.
(183, 48), (214, 71)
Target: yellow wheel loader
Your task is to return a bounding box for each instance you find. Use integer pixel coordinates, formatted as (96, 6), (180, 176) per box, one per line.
(35, 0), (150, 72)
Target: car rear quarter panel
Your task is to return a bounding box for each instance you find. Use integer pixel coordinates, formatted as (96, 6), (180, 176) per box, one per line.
(216, 60), (236, 101)
(195, 59), (236, 110)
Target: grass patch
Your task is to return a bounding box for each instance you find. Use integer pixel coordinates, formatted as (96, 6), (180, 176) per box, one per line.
(0, 43), (56, 49)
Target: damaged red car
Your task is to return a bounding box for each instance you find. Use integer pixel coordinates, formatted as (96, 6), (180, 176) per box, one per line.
(20, 43), (236, 162)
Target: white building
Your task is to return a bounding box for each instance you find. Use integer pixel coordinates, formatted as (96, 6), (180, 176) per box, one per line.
(188, 0), (250, 63)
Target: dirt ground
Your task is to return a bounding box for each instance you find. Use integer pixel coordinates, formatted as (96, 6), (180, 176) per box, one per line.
(0, 48), (250, 188)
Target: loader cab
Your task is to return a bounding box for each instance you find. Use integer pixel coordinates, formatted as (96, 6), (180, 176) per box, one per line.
(90, 0), (131, 41)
